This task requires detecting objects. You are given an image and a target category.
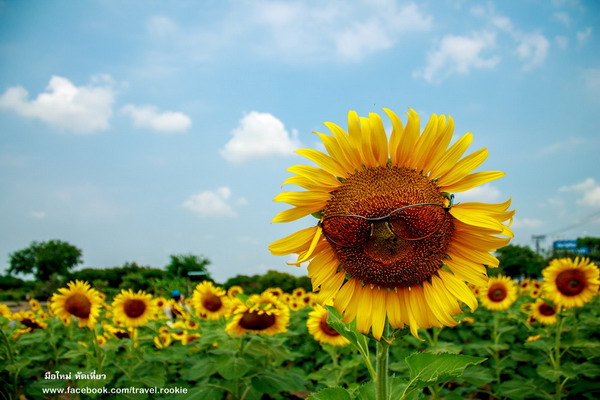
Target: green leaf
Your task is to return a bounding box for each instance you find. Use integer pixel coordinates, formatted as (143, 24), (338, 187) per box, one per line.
(578, 361), (600, 378)
(459, 365), (495, 386)
(215, 356), (251, 380)
(325, 306), (371, 360)
(182, 358), (217, 381)
(537, 364), (561, 382)
(307, 387), (353, 400)
(405, 352), (486, 390)
(357, 381), (375, 400)
(510, 350), (535, 362)
(524, 339), (552, 353)
(174, 386), (223, 400)
(494, 379), (537, 399)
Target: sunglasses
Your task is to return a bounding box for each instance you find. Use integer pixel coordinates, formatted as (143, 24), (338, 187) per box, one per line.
(319, 196), (454, 248)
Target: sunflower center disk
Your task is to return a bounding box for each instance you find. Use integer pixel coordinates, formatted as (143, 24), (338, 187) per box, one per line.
(538, 303), (556, 316)
(555, 269), (586, 296)
(124, 299), (146, 318)
(239, 311), (276, 331)
(319, 319), (340, 337)
(202, 294), (223, 312)
(65, 293), (92, 319)
(323, 166), (454, 288)
(488, 285), (507, 302)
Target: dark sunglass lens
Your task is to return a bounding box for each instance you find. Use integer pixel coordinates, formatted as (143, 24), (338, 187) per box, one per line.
(321, 216), (370, 247)
(389, 204), (446, 240)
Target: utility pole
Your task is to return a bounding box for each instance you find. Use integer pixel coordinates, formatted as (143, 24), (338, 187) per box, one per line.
(532, 235), (546, 255)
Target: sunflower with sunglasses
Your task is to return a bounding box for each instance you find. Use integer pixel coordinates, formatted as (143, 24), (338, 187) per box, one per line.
(270, 108), (513, 339)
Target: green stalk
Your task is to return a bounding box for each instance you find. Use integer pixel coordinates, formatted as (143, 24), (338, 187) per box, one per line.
(492, 312), (501, 384)
(375, 323), (390, 400)
(554, 316), (566, 400)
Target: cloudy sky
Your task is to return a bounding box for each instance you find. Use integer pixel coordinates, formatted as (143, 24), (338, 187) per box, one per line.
(1, 0), (599, 282)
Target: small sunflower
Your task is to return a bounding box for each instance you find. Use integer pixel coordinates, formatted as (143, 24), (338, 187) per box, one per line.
(50, 280), (103, 328)
(29, 299), (41, 312)
(307, 305), (350, 346)
(111, 289), (156, 328)
(542, 257), (599, 309)
(269, 108), (513, 339)
(154, 333), (172, 349)
(526, 334), (542, 342)
(226, 293), (289, 336)
(96, 335), (107, 346)
(0, 304), (13, 319)
(530, 298), (558, 325)
(480, 275), (518, 311)
(265, 287), (284, 297)
(227, 285), (244, 298)
(192, 281), (230, 320)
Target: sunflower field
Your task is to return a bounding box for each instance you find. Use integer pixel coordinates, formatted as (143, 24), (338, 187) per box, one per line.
(2, 109), (600, 400)
(1, 263), (600, 400)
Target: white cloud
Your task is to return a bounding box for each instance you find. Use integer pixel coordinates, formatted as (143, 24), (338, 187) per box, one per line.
(220, 111), (301, 164)
(582, 68), (600, 97)
(559, 178), (600, 207)
(122, 104), (191, 133)
(414, 31), (500, 83)
(512, 217), (544, 229)
(30, 211), (46, 219)
(457, 184), (502, 203)
(147, 15), (179, 37)
(577, 27), (592, 46)
(555, 35), (569, 49)
(182, 187), (239, 218)
(537, 136), (587, 157)
(0, 75), (115, 134)
(516, 33), (550, 71)
(553, 12), (571, 26)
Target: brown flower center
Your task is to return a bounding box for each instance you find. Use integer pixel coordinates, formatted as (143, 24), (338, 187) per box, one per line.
(65, 293), (92, 319)
(555, 269), (586, 296)
(239, 310), (276, 331)
(20, 318), (43, 330)
(323, 166), (454, 288)
(319, 317), (340, 337)
(488, 284), (507, 302)
(538, 302), (556, 316)
(202, 294), (223, 312)
(124, 299), (146, 318)
(114, 330), (130, 339)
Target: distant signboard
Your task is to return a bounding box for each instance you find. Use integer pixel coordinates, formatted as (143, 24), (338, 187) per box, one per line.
(553, 240), (589, 255)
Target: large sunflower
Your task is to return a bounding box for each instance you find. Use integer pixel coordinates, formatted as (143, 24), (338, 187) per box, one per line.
(226, 293), (289, 336)
(480, 275), (518, 311)
(192, 281), (230, 320)
(542, 257), (599, 309)
(111, 289), (157, 328)
(269, 109), (513, 338)
(307, 305), (350, 346)
(529, 298), (558, 325)
(50, 280), (103, 328)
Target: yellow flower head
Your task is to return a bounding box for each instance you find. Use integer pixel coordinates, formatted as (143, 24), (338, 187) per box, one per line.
(50, 280), (103, 328)
(526, 334), (542, 342)
(307, 305), (349, 347)
(269, 108), (513, 339)
(529, 298), (558, 325)
(542, 257), (599, 309)
(227, 285), (244, 298)
(111, 289), (157, 328)
(480, 275), (518, 311)
(0, 304), (13, 319)
(226, 293), (289, 336)
(192, 281), (230, 320)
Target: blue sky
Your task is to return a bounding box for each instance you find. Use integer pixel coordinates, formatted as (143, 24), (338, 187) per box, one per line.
(1, 0), (599, 283)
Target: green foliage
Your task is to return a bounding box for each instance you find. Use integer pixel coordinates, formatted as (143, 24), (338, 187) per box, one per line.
(223, 269), (312, 294)
(8, 239), (83, 281)
(577, 236), (600, 263)
(495, 244), (546, 278)
(166, 253), (212, 280)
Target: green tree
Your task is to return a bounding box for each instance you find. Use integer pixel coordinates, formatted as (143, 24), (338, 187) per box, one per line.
(8, 240), (83, 281)
(495, 244), (546, 278)
(577, 236), (600, 263)
(166, 254), (212, 280)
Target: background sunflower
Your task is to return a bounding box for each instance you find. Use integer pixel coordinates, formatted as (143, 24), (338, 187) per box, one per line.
(50, 280), (103, 328)
(307, 305), (349, 347)
(111, 289), (157, 328)
(480, 275), (518, 311)
(542, 257), (599, 309)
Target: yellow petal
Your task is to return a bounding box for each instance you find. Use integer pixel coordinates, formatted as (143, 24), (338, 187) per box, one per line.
(422, 115), (454, 174)
(423, 280), (458, 327)
(437, 148), (488, 187)
(441, 171), (505, 193)
(410, 113), (439, 171)
(370, 287), (387, 340)
(295, 148), (348, 178)
(307, 248), (339, 290)
(382, 108), (404, 166)
(385, 289), (405, 329)
(359, 116), (378, 167)
(288, 227), (323, 265)
(334, 278), (358, 314)
(429, 132), (473, 179)
(437, 270), (478, 312)
(271, 206), (318, 223)
(450, 206), (504, 232)
(448, 242), (500, 267)
(287, 165), (342, 188)
(368, 112), (389, 167)
(317, 270), (345, 305)
(269, 226), (317, 256)
(355, 285), (374, 335)
(281, 175), (337, 192)
(396, 108), (420, 168)
(324, 121), (363, 168)
(273, 191), (330, 208)
(316, 132), (354, 173)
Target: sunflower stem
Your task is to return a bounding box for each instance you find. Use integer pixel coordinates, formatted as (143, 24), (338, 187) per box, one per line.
(492, 312), (502, 384)
(554, 315), (565, 400)
(375, 322), (390, 400)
